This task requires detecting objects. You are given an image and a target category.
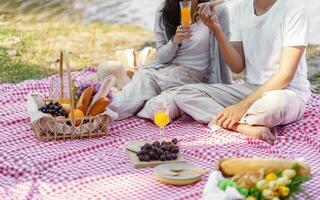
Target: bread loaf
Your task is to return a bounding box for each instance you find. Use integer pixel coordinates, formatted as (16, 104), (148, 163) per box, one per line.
(76, 86), (94, 114)
(87, 75), (115, 116)
(87, 97), (110, 116)
(219, 158), (310, 177)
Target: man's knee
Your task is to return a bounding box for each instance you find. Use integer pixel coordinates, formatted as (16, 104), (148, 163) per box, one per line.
(244, 90), (301, 127)
(262, 90), (292, 114)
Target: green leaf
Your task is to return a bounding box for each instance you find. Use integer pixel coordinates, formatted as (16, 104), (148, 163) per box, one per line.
(288, 176), (310, 195)
(218, 180), (237, 191)
(276, 171), (283, 178)
(236, 186), (249, 197)
(249, 188), (261, 199)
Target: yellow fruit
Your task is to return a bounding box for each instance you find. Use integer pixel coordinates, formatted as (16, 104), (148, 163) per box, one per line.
(282, 169), (296, 179)
(262, 189), (274, 199)
(68, 109), (84, 126)
(279, 186), (290, 197)
(61, 103), (71, 115)
(276, 177), (289, 187)
(246, 197), (257, 200)
(268, 181), (277, 190)
(256, 180), (268, 191)
(265, 173), (277, 182)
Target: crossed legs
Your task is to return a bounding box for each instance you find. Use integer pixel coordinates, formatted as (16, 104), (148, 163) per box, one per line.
(175, 84), (305, 142)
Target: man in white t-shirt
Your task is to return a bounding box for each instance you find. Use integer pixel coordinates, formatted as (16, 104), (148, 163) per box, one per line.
(174, 0), (311, 142)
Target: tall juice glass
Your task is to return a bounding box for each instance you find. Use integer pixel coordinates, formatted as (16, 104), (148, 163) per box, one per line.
(180, 1), (192, 26)
(154, 102), (170, 142)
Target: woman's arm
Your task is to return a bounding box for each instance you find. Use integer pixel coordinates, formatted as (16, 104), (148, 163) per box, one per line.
(154, 7), (179, 64)
(154, 6), (192, 64)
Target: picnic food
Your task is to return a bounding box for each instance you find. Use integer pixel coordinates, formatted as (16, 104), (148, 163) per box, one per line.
(219, 158), (311, 177)
(68, 109), (85, 126)
(76, 86), (95, 114)
(61, 103), (71, 115)
(218, 166), (310, 200)
(39, 102), (67, 117)
(30, 51), (111, 141)
(38, 81), (110, 126)
(87, 75), (115, 115)
(216, 159), (311, 200)
(87, 97), (110, 116)
(37, 74), (113, 128)
(137, 139), (180, 162)
(77, 82), (113, 101)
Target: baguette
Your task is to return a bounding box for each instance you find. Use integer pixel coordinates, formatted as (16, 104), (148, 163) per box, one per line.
(87, 97), (110, 116)
(87, 75), (115, 116)
(219, 158), (310, 177)
(76, 86), (94, 114)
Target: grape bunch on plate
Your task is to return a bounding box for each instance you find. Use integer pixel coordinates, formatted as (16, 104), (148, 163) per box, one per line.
(137, 138), (180, 162)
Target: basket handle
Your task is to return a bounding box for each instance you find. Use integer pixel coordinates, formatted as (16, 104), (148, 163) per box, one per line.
(60, 50), (75, 125)
(59, 51), (64, 99)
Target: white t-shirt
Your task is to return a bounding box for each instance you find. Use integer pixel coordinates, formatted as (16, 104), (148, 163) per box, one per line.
(171, 22), (211, 74)
(230, 0), (311, 103)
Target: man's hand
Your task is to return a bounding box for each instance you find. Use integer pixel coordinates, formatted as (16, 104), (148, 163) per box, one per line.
(198, 0), (224, 32)
(213, 102), (249, 129)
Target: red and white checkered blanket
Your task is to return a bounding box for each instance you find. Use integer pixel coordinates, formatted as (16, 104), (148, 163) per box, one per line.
(1, 68), (319, 200)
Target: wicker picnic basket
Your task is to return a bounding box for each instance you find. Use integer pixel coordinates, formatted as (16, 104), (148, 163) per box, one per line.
(30, 51), (110, 141)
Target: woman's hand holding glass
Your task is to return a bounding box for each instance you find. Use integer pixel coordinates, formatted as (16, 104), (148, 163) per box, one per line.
(172, 25), (192, 45)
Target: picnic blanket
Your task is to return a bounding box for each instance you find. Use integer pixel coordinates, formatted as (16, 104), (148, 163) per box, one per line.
(0, 68), (319, 200)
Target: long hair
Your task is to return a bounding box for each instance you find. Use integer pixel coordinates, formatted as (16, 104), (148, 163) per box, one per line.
(160, 0), (209, 39)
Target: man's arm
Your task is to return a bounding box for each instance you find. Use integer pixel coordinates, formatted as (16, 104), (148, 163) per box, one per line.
(198, 2), (245, 74)
(215, 30), (245, 74)
(215, 46), (306, 129)
(239, 46), (305, 107)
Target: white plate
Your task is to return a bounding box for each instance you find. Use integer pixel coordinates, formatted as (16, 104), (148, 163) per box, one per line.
(154, 162), (204, 181)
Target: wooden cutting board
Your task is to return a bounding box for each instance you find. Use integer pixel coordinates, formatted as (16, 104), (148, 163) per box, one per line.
(125, 140), (185, 168)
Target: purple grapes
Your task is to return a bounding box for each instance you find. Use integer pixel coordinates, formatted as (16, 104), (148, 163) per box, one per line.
(136, 139), (180, 162)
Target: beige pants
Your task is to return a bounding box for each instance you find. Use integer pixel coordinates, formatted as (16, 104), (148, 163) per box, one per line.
(174, 83), (306, 127)
(109, 65), (205, 120)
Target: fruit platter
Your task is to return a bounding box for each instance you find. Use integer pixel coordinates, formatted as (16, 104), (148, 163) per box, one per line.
(27, 51), (116, 141)
(202, 158), (311, 200)
(125, 139), (185, 168)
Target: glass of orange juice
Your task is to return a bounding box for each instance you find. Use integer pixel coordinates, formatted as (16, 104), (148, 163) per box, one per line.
(49, 78), (71, 104)
(154, 102), (170, 142)
(180, 1), (192, 26)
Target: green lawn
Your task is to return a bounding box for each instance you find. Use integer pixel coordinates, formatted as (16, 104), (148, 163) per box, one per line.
(0, 21), (153, 83)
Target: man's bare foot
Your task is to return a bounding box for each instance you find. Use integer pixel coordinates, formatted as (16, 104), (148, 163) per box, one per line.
(232, 124), (276, 143)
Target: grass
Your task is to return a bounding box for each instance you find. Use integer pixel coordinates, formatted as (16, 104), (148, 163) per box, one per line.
(0, 21), (154, 83)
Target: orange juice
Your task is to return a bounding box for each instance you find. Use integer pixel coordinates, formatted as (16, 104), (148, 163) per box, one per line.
(154, 112), (169, 128)
(181, 7), (191, 25)
(58, 98), (70, 104)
